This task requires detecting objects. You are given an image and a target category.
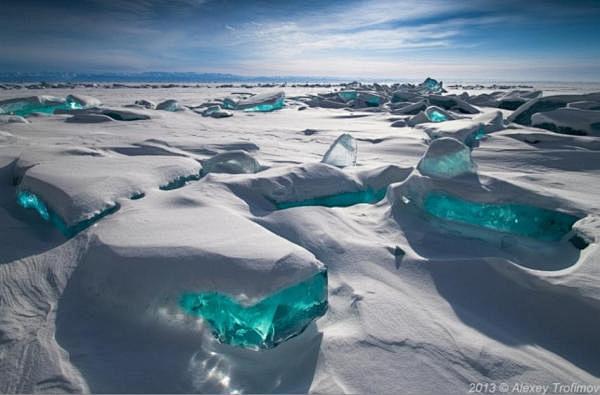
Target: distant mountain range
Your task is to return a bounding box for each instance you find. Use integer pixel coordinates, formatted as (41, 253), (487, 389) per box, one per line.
(0, 72), (344, 83)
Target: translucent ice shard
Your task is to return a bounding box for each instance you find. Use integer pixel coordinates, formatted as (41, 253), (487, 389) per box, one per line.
(423, 192), (580, 242)
(275, 188), (386, 209)
(180, 271), (328, 349)
(322, 133), (358, 168)
(201, 151), (261, 175)
(16, 190), (119, 237)
(417, 138), (475, 179)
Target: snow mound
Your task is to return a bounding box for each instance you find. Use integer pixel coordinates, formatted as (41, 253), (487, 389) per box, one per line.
(531, 108), (600, 136)
(417, 137), (475, 179)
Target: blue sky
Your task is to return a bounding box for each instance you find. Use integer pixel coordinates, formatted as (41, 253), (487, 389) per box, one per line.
(1, 0), (599, 81)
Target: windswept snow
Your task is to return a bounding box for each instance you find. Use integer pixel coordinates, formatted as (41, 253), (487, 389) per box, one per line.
(0, 82), (599, 394)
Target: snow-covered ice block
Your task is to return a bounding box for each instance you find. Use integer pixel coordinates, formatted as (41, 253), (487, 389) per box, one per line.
(201, 150), (261, 174)
(508, 93), (600, 125)
(416, 119), (486, 147)
(417, 137), (475, 179)
(134, 99), (157, 109)
(15, 154), (202, 229)
(55, 107), (152, 121)
(472, 110), (505, 133)
(156, 99), (183, 112)
(76, 196), (327, 349)
(0, 115), (29, 123)
(180, 270), (327, 349)
(321, 133), (358, 168)
(531, 108), (600, 136)
(407, 106), (455, 126)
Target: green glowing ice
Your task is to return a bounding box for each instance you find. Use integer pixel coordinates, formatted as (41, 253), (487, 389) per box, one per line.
(243, 97), (285, 112)
(338, 90), (358, 102)
(16, 190), (118, 237)
(0, 98), (83, 117)
(180, 271), (328, 349)
(423, 192), (580, 242)
(427, 110), (448, 122)
(17, 190), (50, 220)
(275, 188), (386, 210)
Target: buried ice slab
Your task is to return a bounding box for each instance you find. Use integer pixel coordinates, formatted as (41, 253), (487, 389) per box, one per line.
(423, 192), (580, 242)
(180, 271), (328, 349)
(16, 190), (118, 237)
(322, 133), (358, 167)
(275, 188), (386, 210)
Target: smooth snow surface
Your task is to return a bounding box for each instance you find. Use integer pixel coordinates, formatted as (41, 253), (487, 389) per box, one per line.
(1, 83), (600, 394)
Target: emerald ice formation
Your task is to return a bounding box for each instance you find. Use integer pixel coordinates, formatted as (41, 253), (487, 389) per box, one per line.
(180, 271), (328, 349)
(424, 192), (580, 242)
(222, 91), (285, 112)
(16, 190), (118, 237)
(0, 95), (85, 117)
